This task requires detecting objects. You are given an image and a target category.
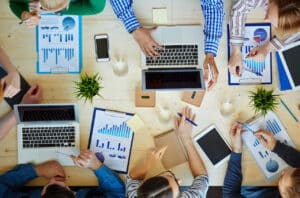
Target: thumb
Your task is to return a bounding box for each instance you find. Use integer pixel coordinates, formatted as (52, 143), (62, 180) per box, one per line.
(148, 26), (157, 32)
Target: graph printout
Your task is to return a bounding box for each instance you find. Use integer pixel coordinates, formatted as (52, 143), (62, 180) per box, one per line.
(242, 111), (295, 183)
(36, 14), (82, 73)
(228, 23), (272, 85)
(88, 108), (134, 173)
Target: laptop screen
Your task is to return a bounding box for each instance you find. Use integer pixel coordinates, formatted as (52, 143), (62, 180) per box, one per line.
(17, 105), (76, 122)
(282, 44), (300, 86)
(143, 69), (204, 90)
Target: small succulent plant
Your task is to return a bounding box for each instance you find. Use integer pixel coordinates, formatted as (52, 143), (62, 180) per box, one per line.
(74, 73), (103, 103)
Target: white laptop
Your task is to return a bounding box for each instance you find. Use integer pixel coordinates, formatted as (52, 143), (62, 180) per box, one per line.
(14, 104), (80, 166)
(141, 25), (205, 91)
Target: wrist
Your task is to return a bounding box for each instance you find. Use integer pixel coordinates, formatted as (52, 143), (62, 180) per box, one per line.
(232, 147), (242, 153)
(34, 164), (44, 177)
(91, 161), (103, 171)
(231, 45), (242, 54)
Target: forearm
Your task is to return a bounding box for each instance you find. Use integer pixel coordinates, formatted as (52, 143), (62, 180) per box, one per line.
(273, 141), (300, 167)
(129, 159), (150, 180)
(201, 0), (224, 56)
(110, 0), (140, 33)
(0, 111), (16, 140)
(0, 47), (16, 73)
(223, 153), (243, 198)
(181, 137), (207, 177)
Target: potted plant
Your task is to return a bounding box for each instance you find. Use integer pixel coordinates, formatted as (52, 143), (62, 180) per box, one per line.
(249, 87), (279, 116)
(74, 73), (103, 103)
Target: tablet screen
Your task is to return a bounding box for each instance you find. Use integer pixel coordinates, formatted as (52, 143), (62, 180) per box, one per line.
(196, 128), (231, 165)
(282, 44), (300, 86)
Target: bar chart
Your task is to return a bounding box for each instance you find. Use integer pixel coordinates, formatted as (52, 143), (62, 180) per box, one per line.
(97, 122), (131, 138)
(42, 48), (75, 64)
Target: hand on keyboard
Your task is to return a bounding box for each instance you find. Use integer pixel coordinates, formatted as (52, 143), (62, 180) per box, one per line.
(132, 27), (163, 57)
(203, 53), (219, 91)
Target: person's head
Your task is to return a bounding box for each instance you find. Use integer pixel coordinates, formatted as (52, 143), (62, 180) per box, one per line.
(137, 171), (180, 198)
(41, 178), (74, 198)
(40, 0), (70, 12)
(265, 0), (300, 34)
(278, 168), (300, 198)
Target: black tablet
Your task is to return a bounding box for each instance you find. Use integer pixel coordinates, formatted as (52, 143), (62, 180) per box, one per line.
(193, 125), (231, 166)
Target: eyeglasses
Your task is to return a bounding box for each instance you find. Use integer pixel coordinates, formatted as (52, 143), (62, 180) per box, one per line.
(157, 170), (180, 188)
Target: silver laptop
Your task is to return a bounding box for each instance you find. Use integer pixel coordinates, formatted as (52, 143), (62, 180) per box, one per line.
(14, 104), (80, 166)
(141, 25), (205, 90)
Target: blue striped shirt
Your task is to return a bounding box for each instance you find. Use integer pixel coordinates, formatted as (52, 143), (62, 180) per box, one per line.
(110, 0), (224, 56)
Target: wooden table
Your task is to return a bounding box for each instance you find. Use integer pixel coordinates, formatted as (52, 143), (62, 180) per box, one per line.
(1, 0), (300, 186)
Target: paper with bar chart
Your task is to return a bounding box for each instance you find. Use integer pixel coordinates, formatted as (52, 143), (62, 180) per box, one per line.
(88, 108), (134, 173)
(242, 111), (295, 183)
(36, 14), (82, 73)
(228, 23), (272, 85)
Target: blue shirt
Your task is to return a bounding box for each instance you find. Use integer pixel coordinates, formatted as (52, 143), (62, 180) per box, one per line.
(0, 164), (125, 198)
(110, 0), (224, 56)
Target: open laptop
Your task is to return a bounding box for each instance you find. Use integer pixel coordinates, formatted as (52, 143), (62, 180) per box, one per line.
(141, 25), (205, 91)
(14, 104), (80, 166)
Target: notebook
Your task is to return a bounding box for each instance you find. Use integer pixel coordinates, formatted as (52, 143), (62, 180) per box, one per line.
(14, 104), (80, 166)
(141, 26), (205, 90)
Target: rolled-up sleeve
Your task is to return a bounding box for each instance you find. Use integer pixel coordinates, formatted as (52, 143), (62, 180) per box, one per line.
(179, 175), (209, 197)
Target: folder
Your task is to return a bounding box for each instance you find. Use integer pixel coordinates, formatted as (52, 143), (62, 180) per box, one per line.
(275, 52), (292, 91)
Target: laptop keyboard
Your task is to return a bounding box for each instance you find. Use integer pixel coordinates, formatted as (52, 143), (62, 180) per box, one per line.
(22, 126), (75, 148)
(146, 45), (198, 66)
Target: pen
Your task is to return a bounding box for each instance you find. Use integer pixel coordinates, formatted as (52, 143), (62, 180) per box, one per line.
(280, 98), (299, 122)
(56, 151), (105, 162)
(207, 64), (214, 80)
(177, 112), (198, 126)
(237, 121), (255, 133)
(19, 18), (30, 25)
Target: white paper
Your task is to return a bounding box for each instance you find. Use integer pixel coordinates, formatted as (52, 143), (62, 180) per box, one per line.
(36, 14), (81, 73)
(242, 111), (295, 183)
(228, 24), (272, 84)
(89, 109), (134, 173)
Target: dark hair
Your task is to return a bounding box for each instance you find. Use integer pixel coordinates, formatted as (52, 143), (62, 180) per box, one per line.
(42, 184), (75, 198)
(137, 176), (173, 198)
(281, 168), (300, 198)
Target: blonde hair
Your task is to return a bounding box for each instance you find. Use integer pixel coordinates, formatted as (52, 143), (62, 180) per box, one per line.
(273, 0), (300, 35)
(40, 0), (70, 11)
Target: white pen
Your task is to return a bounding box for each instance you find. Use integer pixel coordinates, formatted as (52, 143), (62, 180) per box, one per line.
(207, 64), (214, 80)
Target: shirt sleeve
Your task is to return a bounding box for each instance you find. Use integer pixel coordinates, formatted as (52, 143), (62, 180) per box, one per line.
(201, 0), (225, 56)
(61, 0), (106, 16)
(93, 165), (125, 197)
(230, 0), (267, 46)
(110, 0), (141, 33)
(272, 141), (300, 167)
(223, 153), (245, 198)
(126, 175), (142, 198)
(0, 164), (38, 197)
(9, 0), (29, 19)
(179, 175), (209, 198)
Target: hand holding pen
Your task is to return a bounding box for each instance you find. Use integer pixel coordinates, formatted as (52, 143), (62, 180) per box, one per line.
(20, 11), (41, 27)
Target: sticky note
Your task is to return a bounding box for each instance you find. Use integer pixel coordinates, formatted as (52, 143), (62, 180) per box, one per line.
(127, 115), (145, 132)
(152, 8), (168, 24)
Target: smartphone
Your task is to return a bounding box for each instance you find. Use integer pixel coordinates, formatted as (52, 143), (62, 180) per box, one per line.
(94, 34), (110, 62)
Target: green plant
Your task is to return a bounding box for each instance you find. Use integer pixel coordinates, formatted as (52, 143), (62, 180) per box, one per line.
(249, 87), (279, 116)
(74, 73), (103, 103)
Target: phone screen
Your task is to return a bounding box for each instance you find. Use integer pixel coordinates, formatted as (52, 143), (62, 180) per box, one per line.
(95, 38), (109, 59)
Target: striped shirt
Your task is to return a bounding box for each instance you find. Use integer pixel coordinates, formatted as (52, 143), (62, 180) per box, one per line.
(126, 175), (209, 198)
(230, 0), (300, 50)
(110, 0), (224, 56)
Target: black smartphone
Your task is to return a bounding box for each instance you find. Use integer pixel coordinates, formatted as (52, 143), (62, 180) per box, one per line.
(94, 34), (110, 62)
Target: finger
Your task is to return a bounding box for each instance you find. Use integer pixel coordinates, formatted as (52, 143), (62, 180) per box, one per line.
(54, 176), (66, 182)
(148, 45), (159, 56)
(145, 47), (156, 57)
(148, 26), (157, 33)
(179, 114), (185, 126)
(203, 69), (209, 82)
(191, 114), (196, 122)
(174, 117), (179, 129)
(187, 107), (192, 118)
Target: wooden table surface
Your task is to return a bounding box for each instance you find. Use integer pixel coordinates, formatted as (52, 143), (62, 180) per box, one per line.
(0, 0), (300, 186)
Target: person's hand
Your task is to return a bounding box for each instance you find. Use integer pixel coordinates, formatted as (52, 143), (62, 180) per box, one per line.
(35, 160), (65, 181)
(71, 150), (102, 171)
(203, 53), (219, 91)
(132, 27), (163, 57)
(246, 42), (272, 62)
(229, 122), (243, 153)
(254, 129), (277, 150)
(0, 79), (3, 101)
(21, 11), (41, 27)
(21, 84), (43, 104)
(228, 46), (243, 76)
(1, 70), (20, 98)
(174, 106), (195, 141)
(144, 146), (167, 167)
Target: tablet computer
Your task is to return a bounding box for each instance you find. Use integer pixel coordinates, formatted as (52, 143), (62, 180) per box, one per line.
(278, 40), (300, 90)
(193, 125), (231, 166)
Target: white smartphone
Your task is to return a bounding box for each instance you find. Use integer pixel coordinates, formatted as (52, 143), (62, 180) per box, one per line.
(94, 34), (110, 62)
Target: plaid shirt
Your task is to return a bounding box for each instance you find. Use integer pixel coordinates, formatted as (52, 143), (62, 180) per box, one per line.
(110, 0), (224, 56)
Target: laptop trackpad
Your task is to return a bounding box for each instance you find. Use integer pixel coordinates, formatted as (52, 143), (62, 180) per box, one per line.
(152, 26), (183, 44)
